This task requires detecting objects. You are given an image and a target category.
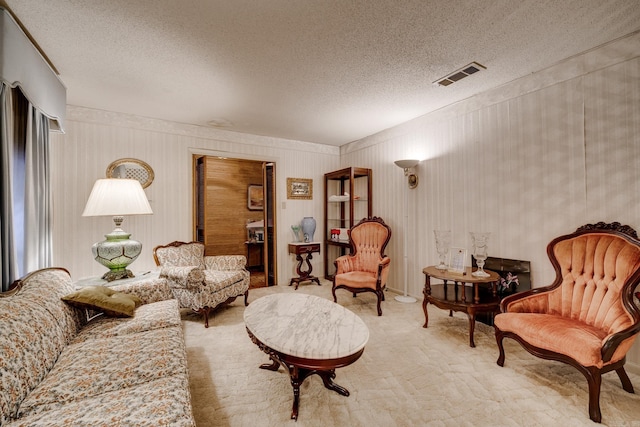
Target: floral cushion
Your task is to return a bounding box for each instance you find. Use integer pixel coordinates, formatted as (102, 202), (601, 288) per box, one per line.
(160, 266), (205, 289)
(17, 327), (188, 418)
(6, 375), (195, 427)
(154, 242), (206, 269)
(71, 299), (181, 344)
(110, 276), (174, 304)
(204, 255), (247, 271)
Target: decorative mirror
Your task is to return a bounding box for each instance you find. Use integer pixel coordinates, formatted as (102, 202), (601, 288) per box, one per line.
(106, 158), (154, 188)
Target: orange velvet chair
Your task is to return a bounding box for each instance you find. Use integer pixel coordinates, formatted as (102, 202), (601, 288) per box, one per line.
(332, 216), (391, 316)
(494, 222), (640, 423)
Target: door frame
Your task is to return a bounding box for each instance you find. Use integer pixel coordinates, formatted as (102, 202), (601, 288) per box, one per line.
(191, 151), (278, 285)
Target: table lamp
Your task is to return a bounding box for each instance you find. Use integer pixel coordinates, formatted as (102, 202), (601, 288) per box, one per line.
(82, 178), (153, 281)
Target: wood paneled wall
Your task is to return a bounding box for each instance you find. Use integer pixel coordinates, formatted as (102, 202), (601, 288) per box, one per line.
(200, 157), (264, 256)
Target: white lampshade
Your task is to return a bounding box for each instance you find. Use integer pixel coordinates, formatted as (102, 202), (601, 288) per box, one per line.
(82, 179), (152, 217)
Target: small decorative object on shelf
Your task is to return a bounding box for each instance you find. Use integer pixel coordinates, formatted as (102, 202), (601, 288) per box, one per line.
(433, 230), (451, 271)
(448, 247), (467, 274)
(246, 220), (264, 242)
(470, 232), (491, 277)
(497, 272), (519, 295)
(291, 225), (301, 242)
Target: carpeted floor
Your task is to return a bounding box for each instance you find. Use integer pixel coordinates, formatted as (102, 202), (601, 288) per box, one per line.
(181, 281), (640, 427)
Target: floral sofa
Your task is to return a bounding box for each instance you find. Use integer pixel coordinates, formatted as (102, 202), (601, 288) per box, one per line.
(0, 267), (195, 426)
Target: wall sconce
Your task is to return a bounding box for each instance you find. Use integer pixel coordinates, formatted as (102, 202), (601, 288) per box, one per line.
(394, 159), (419, 189)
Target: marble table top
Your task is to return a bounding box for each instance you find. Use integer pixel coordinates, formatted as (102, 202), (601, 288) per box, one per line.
(244, 293), (369, 360)
(74, 270), (161, 288)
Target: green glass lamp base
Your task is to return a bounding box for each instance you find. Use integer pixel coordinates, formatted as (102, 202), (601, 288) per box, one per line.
(92, 227), (142, 282)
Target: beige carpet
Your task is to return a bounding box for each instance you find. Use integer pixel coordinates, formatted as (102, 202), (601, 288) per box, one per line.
(181, 281), (640, 427)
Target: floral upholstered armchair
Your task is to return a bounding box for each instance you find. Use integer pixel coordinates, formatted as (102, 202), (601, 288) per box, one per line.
(153, 241), (250, 328)
(494, 222), (640, 423)
(332, 216), (391, 316)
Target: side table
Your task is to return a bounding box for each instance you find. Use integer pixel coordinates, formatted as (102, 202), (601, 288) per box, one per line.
(288, 242), (321, 290)
(74, 270), (161, 289)
(422, 266), (500, 347)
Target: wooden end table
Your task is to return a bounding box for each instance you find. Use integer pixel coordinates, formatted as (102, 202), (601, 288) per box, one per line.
(244, 293), (369, 420)
(422, 266), (500, 347)
(288, 242), (321, 289)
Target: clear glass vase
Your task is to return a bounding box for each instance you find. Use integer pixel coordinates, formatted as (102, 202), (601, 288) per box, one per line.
(470, 232), (491, 277)
(433, 230), (451, 271)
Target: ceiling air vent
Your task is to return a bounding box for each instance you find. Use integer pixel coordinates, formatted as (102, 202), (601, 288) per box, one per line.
(434, 62), (486, 87)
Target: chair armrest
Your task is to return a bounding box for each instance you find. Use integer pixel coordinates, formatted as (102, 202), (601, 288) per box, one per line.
(335, 255), (390, 275)
(204, 255), (247, 271)
(160, 266), (204, 290)
(602, 323), (640, 362)
(378, 256), (391, 285)
(601, 292), (640, 362)
(334, 254), (355, 274)
(499, 284), (559, 313)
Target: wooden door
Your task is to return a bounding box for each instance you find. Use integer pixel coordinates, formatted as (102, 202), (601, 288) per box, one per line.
(193, 155), (277, 285)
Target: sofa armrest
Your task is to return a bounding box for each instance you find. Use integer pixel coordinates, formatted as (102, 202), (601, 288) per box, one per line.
(204, 255), (247, 271)
(110, 278), (174, 304)
(160, 266), (204, 290)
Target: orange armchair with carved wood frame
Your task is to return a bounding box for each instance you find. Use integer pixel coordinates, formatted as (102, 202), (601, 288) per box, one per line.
(494, 223), (640, 423)
(332, 217), (391, 316)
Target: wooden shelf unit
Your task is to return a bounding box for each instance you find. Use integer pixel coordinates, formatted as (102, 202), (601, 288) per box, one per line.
(323, 167), (372, 280)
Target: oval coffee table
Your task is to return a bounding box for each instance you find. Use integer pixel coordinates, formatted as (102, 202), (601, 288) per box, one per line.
(244, 293), (369, 420)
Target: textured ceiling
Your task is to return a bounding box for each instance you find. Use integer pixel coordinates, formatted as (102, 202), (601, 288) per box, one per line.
(4, 0), (640, 146)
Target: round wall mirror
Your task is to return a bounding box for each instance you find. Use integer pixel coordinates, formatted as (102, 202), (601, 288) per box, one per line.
(106, 158), (154, 188)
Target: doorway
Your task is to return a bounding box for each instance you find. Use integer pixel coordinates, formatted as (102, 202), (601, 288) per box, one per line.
(194, 156), (277, 286)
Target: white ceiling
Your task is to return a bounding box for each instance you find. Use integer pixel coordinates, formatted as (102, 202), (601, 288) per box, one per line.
(4, 0), (640, 146)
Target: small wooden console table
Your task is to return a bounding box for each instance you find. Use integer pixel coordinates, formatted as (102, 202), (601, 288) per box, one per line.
(288, 242), (321, 289)
(422, 266), (500, 347)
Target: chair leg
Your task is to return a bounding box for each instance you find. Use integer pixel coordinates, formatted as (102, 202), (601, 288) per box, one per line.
(244, 289), (249, 306)
(616, 366), (635, 393)
(332, 285), (337, 303)
(495, 328), (506, 367)
(376, 291), (383, 316)
(585, 366), (602, 423)
(196, 307), (213, 328)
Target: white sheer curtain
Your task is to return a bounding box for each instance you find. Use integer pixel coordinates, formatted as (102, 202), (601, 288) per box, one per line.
(0, 83), (52, 292)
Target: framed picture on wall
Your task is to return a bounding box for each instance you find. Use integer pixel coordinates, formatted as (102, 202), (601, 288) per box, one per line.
(287, 177), (313, 200)
(247, 185), (264, 210)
